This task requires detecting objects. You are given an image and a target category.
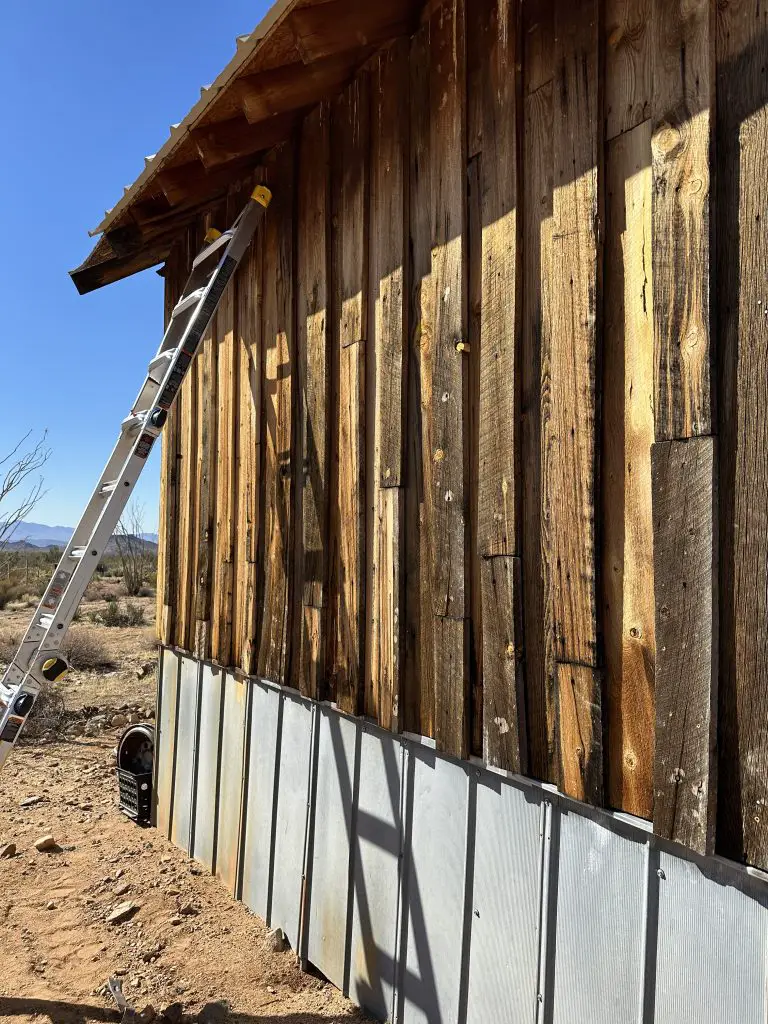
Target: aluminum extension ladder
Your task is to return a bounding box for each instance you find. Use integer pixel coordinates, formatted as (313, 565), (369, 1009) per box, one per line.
(0, 184), (272, 773)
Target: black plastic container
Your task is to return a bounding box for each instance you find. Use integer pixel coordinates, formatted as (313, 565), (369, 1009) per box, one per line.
(116, 723), (154, 824)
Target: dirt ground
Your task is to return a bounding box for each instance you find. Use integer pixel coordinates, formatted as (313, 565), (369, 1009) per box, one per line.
(0, 589), (370, 1024)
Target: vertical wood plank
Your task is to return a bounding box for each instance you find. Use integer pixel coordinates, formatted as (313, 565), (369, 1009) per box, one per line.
(429, 0), (468, 759)
(482, 555), (526, 772)
(211, 190), (239, 668)
(235, 201), (263, 674)
(258, 148), (295, 684)
(651, 0), (717, 854)
(550, 0), (603, 802)
(297, 104), (331, 699)
(605, 0), (651, 140)
(550, 0), (602, 670)
(158, 240), (186, 647)
(523, 0), (554, 97)
(473, 0), (526, 771)
(603, 121), (655, 817)
(404, 25), (434, 736)
(373, 41), (409, 490)
(651, 0), (713, 442)
(716, 0), (768, 868)
(652, 437), (717, 854)
(557, 662), (603, 804)
(369, 41), (409, 728)
(372, 487), (404, 731)
(176, 298), (198, 650)
(329, 74), (369, 715)
(193, 212), (220, 660)
(521, 73), (556, 783)
(467, 153), (483, 757)
(476, 0), (519, 560)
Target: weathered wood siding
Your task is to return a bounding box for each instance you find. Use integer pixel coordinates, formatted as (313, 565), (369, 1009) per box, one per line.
(156, 0), (768, 870)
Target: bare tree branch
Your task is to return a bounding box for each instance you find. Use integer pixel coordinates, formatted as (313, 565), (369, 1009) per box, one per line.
(0, 431), (51, 554)
(114, 500), (150, 596)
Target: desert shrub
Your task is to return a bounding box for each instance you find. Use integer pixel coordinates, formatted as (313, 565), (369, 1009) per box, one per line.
(0, 626), (114, 672)
(124, 601), (146, 626)
(22, 682), (66, 741)
(100, 597), (123, 627)
(0, 582), (25, 610)
(92, 597), (146, 628)
(62, 627), (115, 670)
(137, 585), (155, 598)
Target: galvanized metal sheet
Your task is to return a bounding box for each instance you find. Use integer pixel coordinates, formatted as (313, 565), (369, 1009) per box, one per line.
(400, 747), (468, 1024)
(155, 648), (179, 838)
(270, 693), (312, 950)
(466, 773), (541, 1024)
(654, 851), (768, 1024)
(157, 653), (768, 1024)
(241, 682), (281, 920)
(550, 808), (647, 1024)
(306, 708), (358, 991)
(348, 726), (403, 1022)
(191, 662), (223, 872)
(171, 655), (199, 854)
(215, 672), (248, 896)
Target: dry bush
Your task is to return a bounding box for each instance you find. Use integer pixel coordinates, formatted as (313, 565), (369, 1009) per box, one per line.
(1, 626), (115, 672)
(85, 577), (119, 601)
(22, 683), (66, 741)
(62, 627), (116, 670)
(0, 581), (25, 610)
(93, 597), (146, 628)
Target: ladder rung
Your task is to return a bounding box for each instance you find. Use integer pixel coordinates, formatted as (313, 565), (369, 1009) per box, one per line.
(192, 230), (233, 269)
(100, 480), (118, 495)
(69, 548), (87, 560)
(39, 615), (54, 629)
(172, 288), (205, 318)
(147, 351), (175, 379)
(122, 413), (144, 433)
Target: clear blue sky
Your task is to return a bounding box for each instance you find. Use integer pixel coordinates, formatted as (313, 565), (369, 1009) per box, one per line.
(1, 1), (269, 532)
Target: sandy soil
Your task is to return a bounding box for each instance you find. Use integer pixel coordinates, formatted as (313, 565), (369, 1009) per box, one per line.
(0, 594), (370, 1024)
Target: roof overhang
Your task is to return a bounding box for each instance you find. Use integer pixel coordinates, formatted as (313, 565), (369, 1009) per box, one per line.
(71, 0), (420, 294)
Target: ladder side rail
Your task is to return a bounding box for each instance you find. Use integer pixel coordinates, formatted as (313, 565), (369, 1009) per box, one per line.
(1, 190), (269, 697)
(0, 186), (271, 771)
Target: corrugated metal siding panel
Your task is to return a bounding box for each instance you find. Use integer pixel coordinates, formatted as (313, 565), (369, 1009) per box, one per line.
(154, 650), (768, 1024)
(241, 681), (281, 920)
(399, 748), (468, 1024)
(466, 774), (541, 1024)
(349, 727), (404, 1021)
(155, 648), (180, 838)
(306, 708), (358, 989)
(551, 811), (647, 1024)
(215, 672), (248, 896)
(270, 693), (312, 949)
(192, 662), (223, 872)
(654, 851), (768, 1024)
(171, 655), (199, 852)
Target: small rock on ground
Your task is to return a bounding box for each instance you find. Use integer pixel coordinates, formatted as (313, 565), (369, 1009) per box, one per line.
(34, 835), (58, 852)
(265, 927), (289, 953)
(107, 900), (139, 924)
(0, 842), (16, 859)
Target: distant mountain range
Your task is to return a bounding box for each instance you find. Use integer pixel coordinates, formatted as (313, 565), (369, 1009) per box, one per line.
(5, 520), (159, 549)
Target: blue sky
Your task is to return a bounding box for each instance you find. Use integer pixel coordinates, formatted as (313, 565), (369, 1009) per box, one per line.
(1, 1), (269, 531)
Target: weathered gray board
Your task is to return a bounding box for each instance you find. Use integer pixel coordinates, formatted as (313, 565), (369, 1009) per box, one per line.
(157, 649), (768, 1024)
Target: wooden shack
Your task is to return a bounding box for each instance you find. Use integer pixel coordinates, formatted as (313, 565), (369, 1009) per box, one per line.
(73, 0), (768, 884)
